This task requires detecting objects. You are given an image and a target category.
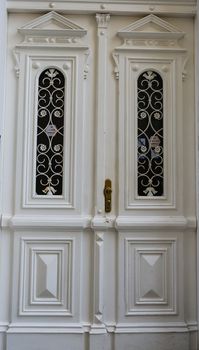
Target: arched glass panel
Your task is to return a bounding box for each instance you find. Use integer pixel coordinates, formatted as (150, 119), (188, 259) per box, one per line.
(36, 68), (65, 196)
(137, 70), (163, 197)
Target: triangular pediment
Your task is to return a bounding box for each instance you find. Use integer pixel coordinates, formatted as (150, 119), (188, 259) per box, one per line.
(117, 14), (185, 40)
(18, 11), (87, 37)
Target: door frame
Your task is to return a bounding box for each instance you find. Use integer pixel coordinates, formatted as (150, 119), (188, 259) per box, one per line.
(196, 1), (199, 348)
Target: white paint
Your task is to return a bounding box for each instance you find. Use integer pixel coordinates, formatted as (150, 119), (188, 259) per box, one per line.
(0, 0), (7, 215)
(94, 13), (110, 215)
(91, 14), (110, 333)
(195, 2), (199, 348)
(6, 1), (197, 17)
(124, 238), (177, 315)
(14, 13), (89, 211)
(115, 15), (187, 211)
(0, 8), (197, 350)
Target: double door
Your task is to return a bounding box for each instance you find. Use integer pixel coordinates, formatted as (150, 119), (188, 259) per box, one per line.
(1, 9), (197, 350)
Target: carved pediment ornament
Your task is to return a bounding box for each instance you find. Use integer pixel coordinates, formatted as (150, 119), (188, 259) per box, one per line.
(113, 14), (187, 80)
(17, 11), (87, 46)
(117, 14), (185, 48)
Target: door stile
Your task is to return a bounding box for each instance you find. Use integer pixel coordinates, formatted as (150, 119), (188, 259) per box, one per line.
(0, 0), (7, 216)
(94, 13), (110, 217)
(91, 13), (110, 333)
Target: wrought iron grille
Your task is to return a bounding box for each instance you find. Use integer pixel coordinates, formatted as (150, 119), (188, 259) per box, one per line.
(137, 70), (164, 197)
(36, 68), (65, 196)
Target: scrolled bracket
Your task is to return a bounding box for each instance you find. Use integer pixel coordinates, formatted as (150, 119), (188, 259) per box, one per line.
(84, 49), (91, 80)
(13, 50), (20, 78)
(182, 55), (189, 82)
(112, 52), (119, 80)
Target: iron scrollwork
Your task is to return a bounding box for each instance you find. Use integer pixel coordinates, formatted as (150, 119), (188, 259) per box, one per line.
(137, 70), (164, 197)
(36, 68), (65, 196)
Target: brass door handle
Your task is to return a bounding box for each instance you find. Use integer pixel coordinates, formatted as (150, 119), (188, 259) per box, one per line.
(104, 179), (112, 213)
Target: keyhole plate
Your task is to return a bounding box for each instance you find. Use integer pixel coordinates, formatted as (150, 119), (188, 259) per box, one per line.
(104, 179), (112, 213)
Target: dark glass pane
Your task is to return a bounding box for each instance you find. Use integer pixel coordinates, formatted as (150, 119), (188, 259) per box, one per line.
(137, 70), (163, 197)
(36, 68), (65, 196)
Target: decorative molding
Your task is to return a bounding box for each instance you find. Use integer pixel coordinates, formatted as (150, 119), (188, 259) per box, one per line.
(84, 48), (91, 79)
(89, 325), (107, 334)
(9, 215), (92, 229)
(91, 231), (106, 331)
(20, 56), (76, 208)
(182, 55), (189, 81)
(118, 14), (185, 37)
(19, 11), (86, 33)
(18, 11), (87, 46)
(162, 64), (169, 72)
(63, 62), (71, 70)
(31, 250), (63, 303)
(117, 14), (185, 47)
(94, 13), (110, 215)
(116, 14), (185, 50)
(114, 322), (198, 334)
(6, 1), (197, 17)
(14, 10), (89, 212)
(12, 49), (88, 211)
(32, 61), (40, 69)
(19, 238), (73, 316)
(0, 0), (6, 214)
(112, 52), (119, 79)
(116, 58), (177, 210)
(7, 323), (85, 334)
(135, 248), (168, 305)
(3, 214), (196, 231)
(132, 63), (139, 71)
(125, 238), (177, 315)
(91, 215), (115, 229)
(13, 50), (20, 78)
(5, 321), (198, 334)
(116, 216), (196, 231)
(96, 13), (110, 29)
(186, 321), (198, 332)
(0, 323), (9, 333)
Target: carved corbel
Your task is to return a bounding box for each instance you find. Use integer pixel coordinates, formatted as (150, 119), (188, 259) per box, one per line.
(112, 53), (119, 80)
(84, 49), (91, 79)
(13, 50), (20, 78)
(182, 55), (189, 81)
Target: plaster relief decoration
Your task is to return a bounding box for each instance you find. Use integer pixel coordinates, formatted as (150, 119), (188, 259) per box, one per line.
(15, 12), (88, 209)
(114, 14), (186, 210)
(125, 238), (177, 315)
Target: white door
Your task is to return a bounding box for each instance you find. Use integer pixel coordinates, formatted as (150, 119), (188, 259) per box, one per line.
(0, 6), (197, 350)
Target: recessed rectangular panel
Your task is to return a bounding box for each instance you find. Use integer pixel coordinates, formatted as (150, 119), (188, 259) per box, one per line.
(136, 249), (167, 303)
(34, 251), (61, 301)
(125, 238), (176, 315)
(19, 238), (73, 316)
